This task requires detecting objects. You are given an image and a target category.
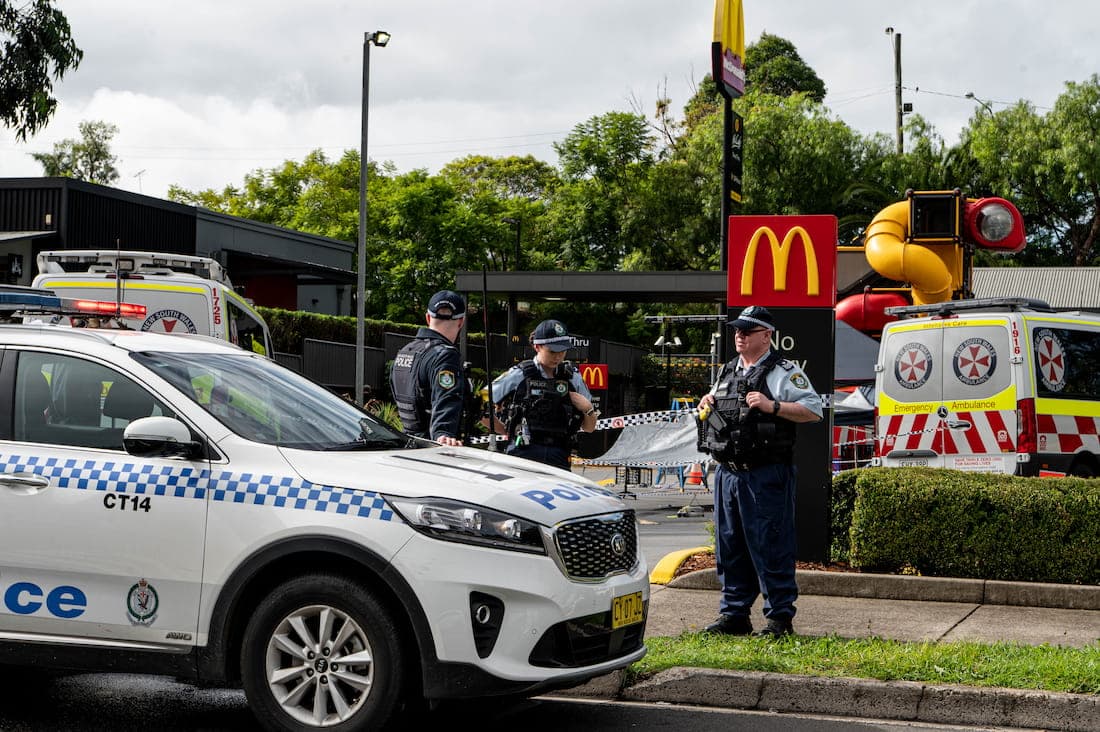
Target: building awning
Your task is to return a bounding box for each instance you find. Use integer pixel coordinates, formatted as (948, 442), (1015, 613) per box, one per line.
(454, 270), (728, 303)
(0, 231), (54, 244)
(221, 249), (355, 285)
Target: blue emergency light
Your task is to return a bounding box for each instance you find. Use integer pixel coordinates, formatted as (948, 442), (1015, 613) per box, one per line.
(0, 285), (62, 309)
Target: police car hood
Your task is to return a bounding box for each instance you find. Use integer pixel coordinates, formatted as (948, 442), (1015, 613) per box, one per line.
(279, 445), (626, 524)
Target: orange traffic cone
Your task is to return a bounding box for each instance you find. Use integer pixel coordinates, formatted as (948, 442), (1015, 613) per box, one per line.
(686, 463), (704, 485)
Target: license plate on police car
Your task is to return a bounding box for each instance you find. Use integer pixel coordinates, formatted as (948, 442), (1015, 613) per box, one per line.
(611, 591), (644, 629)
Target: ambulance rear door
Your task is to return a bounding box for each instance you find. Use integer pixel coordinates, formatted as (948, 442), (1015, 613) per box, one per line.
(938, 317), (1017, 473)
(876, 315), (1016, 472)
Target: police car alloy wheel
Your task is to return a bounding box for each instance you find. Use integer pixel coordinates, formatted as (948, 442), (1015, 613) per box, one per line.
(240, 574), (405, 731)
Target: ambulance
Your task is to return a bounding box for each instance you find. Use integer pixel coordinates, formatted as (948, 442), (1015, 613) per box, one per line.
(32, 250), (272, 357)
(873, 297), (1100, 477)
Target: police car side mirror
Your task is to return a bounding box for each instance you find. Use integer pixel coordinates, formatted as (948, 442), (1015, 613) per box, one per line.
(124, 416), (202, 459)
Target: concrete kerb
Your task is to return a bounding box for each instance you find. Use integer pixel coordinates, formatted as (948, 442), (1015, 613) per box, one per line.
(666, 567), (1100, 611)
(604, 668), (1100, 732)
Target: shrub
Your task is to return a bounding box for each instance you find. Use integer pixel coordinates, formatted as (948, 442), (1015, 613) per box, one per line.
(848, 468), (1100, 584)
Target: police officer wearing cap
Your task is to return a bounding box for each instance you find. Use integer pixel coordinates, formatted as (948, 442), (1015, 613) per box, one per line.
(697, 305), (822, 638)
(389, 290), (469, 447)
(489, 319), (599, 470)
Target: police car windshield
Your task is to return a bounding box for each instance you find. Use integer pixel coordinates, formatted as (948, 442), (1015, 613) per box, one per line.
(132, 351), (409, 450)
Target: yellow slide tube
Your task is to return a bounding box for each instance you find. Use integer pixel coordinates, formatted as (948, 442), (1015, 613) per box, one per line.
(863, 200), (956, 305)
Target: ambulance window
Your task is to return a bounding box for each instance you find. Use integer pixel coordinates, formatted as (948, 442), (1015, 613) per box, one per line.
(1033, 327), (1100, 401)
(227, 298), (269, 356)
(12, 352), (175, 450)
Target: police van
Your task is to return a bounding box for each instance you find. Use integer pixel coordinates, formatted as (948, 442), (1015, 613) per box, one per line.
(873, 297), (1100, 477)
(32, 249), (273, 357)
(0, 289), (648, 730)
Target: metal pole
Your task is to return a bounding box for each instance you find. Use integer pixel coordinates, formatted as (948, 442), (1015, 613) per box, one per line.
(482, 267), (497, 451)
(356, 33), (370, 405)
(893, 31), (903, 155)
(503, 217), (520, 364)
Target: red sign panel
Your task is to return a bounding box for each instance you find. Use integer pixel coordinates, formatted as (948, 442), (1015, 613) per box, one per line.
(579, 363), (608, 391)
(727, 215), (838, 308)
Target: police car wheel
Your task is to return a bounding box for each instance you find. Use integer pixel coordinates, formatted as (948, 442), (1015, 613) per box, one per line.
(240, 573), (405, 731)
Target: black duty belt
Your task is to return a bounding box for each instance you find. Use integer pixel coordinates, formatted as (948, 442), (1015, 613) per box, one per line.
(721, 458), (777, 472)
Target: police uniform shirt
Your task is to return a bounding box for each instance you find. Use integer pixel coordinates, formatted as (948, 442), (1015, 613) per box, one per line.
(711, 350), (824, 419)
(414, 327), (467, 440)
(492, 362), (593, 404)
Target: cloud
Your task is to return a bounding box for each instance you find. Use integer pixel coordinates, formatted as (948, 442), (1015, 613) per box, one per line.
(1, 0), (1096, 201)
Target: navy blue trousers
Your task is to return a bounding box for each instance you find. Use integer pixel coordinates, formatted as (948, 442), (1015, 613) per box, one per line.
(713, 462), (799, 620)
(507, 444), (572, 471)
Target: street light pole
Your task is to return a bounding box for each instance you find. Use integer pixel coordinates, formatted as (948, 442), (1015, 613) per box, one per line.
(357, 30), (389, 405)
(886, 27), (903, 155)
(965, 91), (994, 117)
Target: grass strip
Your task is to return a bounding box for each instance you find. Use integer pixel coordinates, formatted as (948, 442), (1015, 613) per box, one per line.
(632, 634), (1100, 695)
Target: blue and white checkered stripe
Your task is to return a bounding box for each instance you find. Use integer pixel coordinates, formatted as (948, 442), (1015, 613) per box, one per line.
(0, 453), (394, 521)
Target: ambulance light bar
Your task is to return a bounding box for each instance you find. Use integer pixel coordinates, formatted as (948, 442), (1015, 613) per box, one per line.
(885, 297), (1053, 318)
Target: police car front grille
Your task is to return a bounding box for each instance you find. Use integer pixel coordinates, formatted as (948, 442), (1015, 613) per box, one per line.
(553, 511), (638, 580)
(528, 605), (647, 668)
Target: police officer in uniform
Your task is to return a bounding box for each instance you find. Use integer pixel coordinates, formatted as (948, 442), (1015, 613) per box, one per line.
(490, 319), (599, 470)
(697, 305), (822, 638)
(389, 290), (469, 446)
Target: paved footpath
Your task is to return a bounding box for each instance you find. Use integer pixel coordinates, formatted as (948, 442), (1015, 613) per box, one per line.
(560, 566), (1100, 731)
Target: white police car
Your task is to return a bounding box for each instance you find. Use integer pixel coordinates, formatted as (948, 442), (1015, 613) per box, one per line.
(0, 291), (648, 731)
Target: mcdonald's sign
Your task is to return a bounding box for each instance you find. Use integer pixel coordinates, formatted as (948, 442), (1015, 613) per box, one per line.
(580, 363), (608, 391)
(727, 215), (837, 308)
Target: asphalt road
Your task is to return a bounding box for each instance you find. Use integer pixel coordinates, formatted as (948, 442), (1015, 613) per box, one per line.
(0, 672), (998, 731)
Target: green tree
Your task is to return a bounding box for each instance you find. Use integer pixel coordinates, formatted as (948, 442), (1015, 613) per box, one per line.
(969, 75), (1100, 265)
(31, 119), (120, 184)
(744, 32), (826, 102)
(438, 155), (559, 272)
(0, 0), (82, 140)
(546, 112), (657, 270)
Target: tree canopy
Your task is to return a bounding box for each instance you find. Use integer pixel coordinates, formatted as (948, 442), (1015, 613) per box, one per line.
(0, 0), (82, 140)
(166, 33), (1100, 346)
(31, 119), (120, 184)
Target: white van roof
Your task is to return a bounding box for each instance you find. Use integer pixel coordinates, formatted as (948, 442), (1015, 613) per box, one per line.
(36, 250), (233, 288)
(884, 297), (1054, 319)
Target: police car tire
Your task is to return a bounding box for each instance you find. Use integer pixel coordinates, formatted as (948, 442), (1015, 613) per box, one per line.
(240, 573), (405, 732)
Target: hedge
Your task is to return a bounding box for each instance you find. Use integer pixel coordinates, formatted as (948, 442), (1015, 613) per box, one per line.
(845, 468), (1100, 585)
(256, 307), (486, 355)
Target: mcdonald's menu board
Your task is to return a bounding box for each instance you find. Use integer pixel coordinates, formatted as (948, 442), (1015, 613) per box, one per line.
(727, 215), (838, 308)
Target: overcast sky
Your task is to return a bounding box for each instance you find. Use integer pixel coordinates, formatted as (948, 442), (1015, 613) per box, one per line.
(1, 1), (1095, 200)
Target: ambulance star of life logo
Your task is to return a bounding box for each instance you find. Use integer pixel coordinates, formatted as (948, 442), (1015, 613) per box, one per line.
(953, 337), (997, 386)
(894, 342), (933, 390)
(1034, 329), (1066, 392)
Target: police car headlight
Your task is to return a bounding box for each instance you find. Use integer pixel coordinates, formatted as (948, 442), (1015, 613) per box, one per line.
(386, 496), (546, 554)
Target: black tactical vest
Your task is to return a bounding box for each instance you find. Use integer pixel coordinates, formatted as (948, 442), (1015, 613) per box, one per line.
(698, 351), (798, 465)
(391, 337), (447, 437)
(506, 360), (576, 449)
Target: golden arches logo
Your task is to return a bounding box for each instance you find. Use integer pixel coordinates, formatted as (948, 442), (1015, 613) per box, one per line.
(581, 364), (607, 389)
(740, 226), (820, 296)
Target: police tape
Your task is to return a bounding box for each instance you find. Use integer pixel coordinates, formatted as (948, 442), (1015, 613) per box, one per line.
(467, 409), (944, 447)
(467, 408), (699, 445)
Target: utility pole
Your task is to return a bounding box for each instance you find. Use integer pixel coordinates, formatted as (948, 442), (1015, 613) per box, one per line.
(886, 27), (903, 155)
